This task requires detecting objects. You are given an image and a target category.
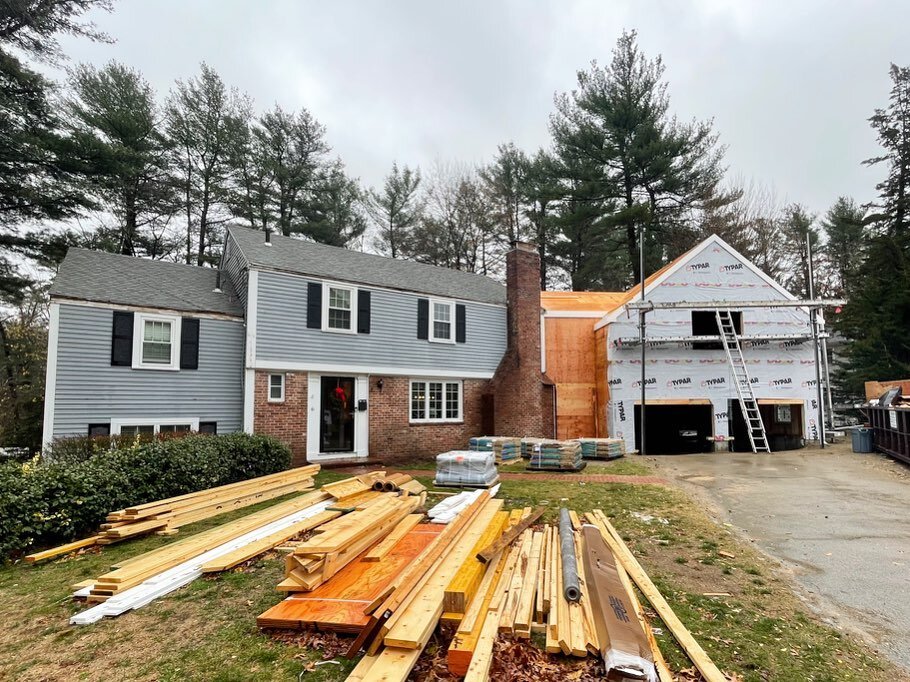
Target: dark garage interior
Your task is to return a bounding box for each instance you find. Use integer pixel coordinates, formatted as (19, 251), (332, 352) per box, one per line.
(634, 403), (714, 454)
(729, 400), (805, 452)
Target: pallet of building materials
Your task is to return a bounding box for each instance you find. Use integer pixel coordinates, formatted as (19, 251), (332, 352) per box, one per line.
(527, 440), (585, 472)
(434, 450), (500, 488)
(574, 437), (626, 460)
(520, 437), (548, 459)
(469, 436), (520, 463)
(26, 465), (320, 563)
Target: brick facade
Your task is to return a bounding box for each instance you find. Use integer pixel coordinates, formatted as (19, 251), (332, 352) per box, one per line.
(489, 242), (556, 438)
(368, 376), (488, 459)
(254, 370), (308, 465)
(253, 370), (489, 463)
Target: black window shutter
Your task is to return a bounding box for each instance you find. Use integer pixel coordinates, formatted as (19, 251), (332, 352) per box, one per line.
(417, 298), (429, 340)
(357, 290), (371, 334)
(111, 311), (134, 366)
(180, 318), (200, 369)
(307, 282), (322, 329)
(455, 304), (466, 343)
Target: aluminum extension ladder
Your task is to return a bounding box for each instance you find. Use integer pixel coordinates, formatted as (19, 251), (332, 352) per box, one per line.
(716, 309), (770, 453)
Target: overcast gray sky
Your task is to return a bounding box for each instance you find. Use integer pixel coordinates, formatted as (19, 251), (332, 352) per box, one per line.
(55, 0), (910, 216)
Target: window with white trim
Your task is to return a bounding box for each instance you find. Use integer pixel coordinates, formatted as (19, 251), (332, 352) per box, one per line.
(410, 379), (462, 423)
(269, 374), (285, 402)
(323, 283), (357, 333)
(111, 418), (200, 436)
(133, 313), (181, 370)
(430, 300), (455, 343)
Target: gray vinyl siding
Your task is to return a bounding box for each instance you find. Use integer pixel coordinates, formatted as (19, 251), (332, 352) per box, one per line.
(52, 303), (245, 438)
(222, 233), (248, 310)
(255, 270), (507, 374)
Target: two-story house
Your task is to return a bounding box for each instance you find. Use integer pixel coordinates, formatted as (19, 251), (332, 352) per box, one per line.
(541, 234), (825, 453)
(43, 226), (555, 463)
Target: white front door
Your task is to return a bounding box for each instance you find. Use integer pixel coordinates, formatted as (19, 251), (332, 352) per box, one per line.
(306, 373), (369, 461)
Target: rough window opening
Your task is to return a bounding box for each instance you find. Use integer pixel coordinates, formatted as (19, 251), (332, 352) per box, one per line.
(691, 310), (742, 350)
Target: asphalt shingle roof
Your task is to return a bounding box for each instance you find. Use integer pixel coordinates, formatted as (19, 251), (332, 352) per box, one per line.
(227, 225), (507, 305)
(50, 248), (244, 317)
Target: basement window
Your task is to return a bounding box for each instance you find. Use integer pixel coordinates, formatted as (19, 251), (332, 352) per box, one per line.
(269, 374), (285, 402)
(691, 310), (742, 350)
(111, 418), (200, 436)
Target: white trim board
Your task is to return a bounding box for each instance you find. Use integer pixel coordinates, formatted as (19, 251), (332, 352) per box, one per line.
(252, 360), (495, 380)
(542, 310), (612, 319)
(41, 302), (60, 448)
(242, 269), (259, 434)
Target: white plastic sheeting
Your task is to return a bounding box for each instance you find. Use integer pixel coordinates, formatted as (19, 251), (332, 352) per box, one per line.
(70, 499), (334, 625)
(427, 484), (500, 524)
(605, 237), (822, 451)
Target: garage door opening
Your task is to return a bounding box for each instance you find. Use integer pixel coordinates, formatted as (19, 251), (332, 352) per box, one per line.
(729, 400), (805, 452)
(634, 404), (713, 454)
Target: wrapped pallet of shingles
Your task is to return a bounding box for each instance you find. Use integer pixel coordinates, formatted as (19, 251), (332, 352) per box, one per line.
(435, 450), (499, 488)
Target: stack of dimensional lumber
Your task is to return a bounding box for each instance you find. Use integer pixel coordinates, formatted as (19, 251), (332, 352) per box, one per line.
(72, 488), (337, 606)
(25, 465), (320, 563)
(574, 437), (626, 460)
(345, 492), (506, 682)
(258, 521), (445, 632)
(280, 494), (423, 592)
(468, 436), (520, 463)
(527, 439), (584, 472)
(435, 450), (499, 488)
(369, 473), (423, 495)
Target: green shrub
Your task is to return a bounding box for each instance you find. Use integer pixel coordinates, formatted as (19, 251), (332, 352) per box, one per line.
(0, 433), (291, 560)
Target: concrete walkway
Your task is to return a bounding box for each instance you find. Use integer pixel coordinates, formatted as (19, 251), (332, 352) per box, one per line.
(649, 444), (910, 672)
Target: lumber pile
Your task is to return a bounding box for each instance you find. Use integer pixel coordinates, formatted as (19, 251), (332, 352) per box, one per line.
(469, 436), (521, 463)
(527, 439), (585, 472)
(26, 465), (320, 562)
(434, 450), (499, 488)
(574, 437), (626, 460)
(280, 495), (423, 592)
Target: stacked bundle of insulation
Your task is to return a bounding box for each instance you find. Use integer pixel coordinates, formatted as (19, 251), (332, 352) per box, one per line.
(527, 440), (584, 472)
(575, 437), (626, 460)
(434, 450), (499, 488)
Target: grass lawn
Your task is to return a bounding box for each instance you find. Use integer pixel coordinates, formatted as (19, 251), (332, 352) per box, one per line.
(0, 461), (900, 681)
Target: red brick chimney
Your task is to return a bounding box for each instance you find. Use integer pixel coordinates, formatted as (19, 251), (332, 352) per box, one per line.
(488, 241), (555, 437)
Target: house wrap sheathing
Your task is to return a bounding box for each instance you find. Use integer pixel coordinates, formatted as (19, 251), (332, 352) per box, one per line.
(594, 235), (822, 453)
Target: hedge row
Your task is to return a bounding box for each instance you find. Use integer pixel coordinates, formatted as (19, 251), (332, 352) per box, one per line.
(0, 433), (292, 560)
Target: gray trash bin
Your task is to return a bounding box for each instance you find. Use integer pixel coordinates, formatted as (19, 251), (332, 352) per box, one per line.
(851, 427), (873, 453)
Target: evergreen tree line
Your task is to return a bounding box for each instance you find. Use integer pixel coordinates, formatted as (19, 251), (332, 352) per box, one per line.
(2, 1), (910, 450)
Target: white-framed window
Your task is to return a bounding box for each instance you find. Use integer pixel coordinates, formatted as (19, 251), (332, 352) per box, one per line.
(110, 418), (200, 436)
(269, 374), (285, 402)
(322, 283), (357, 333)
(410, 379), (462, 423)
(133, 313), (181, 370)
(429, 299), (455, 343)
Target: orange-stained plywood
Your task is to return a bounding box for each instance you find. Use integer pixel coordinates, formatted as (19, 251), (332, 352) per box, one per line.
(256, 523), (445, 633)
(541, 290), (625, 312)
(545, 316), (599, 439)
(545, 317), (597, 383)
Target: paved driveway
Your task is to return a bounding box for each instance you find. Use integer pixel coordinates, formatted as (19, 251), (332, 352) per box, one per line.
(649, 444), (910, 672)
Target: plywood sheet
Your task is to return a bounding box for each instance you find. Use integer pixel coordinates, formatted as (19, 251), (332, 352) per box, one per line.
(257, 523), (445, 633)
